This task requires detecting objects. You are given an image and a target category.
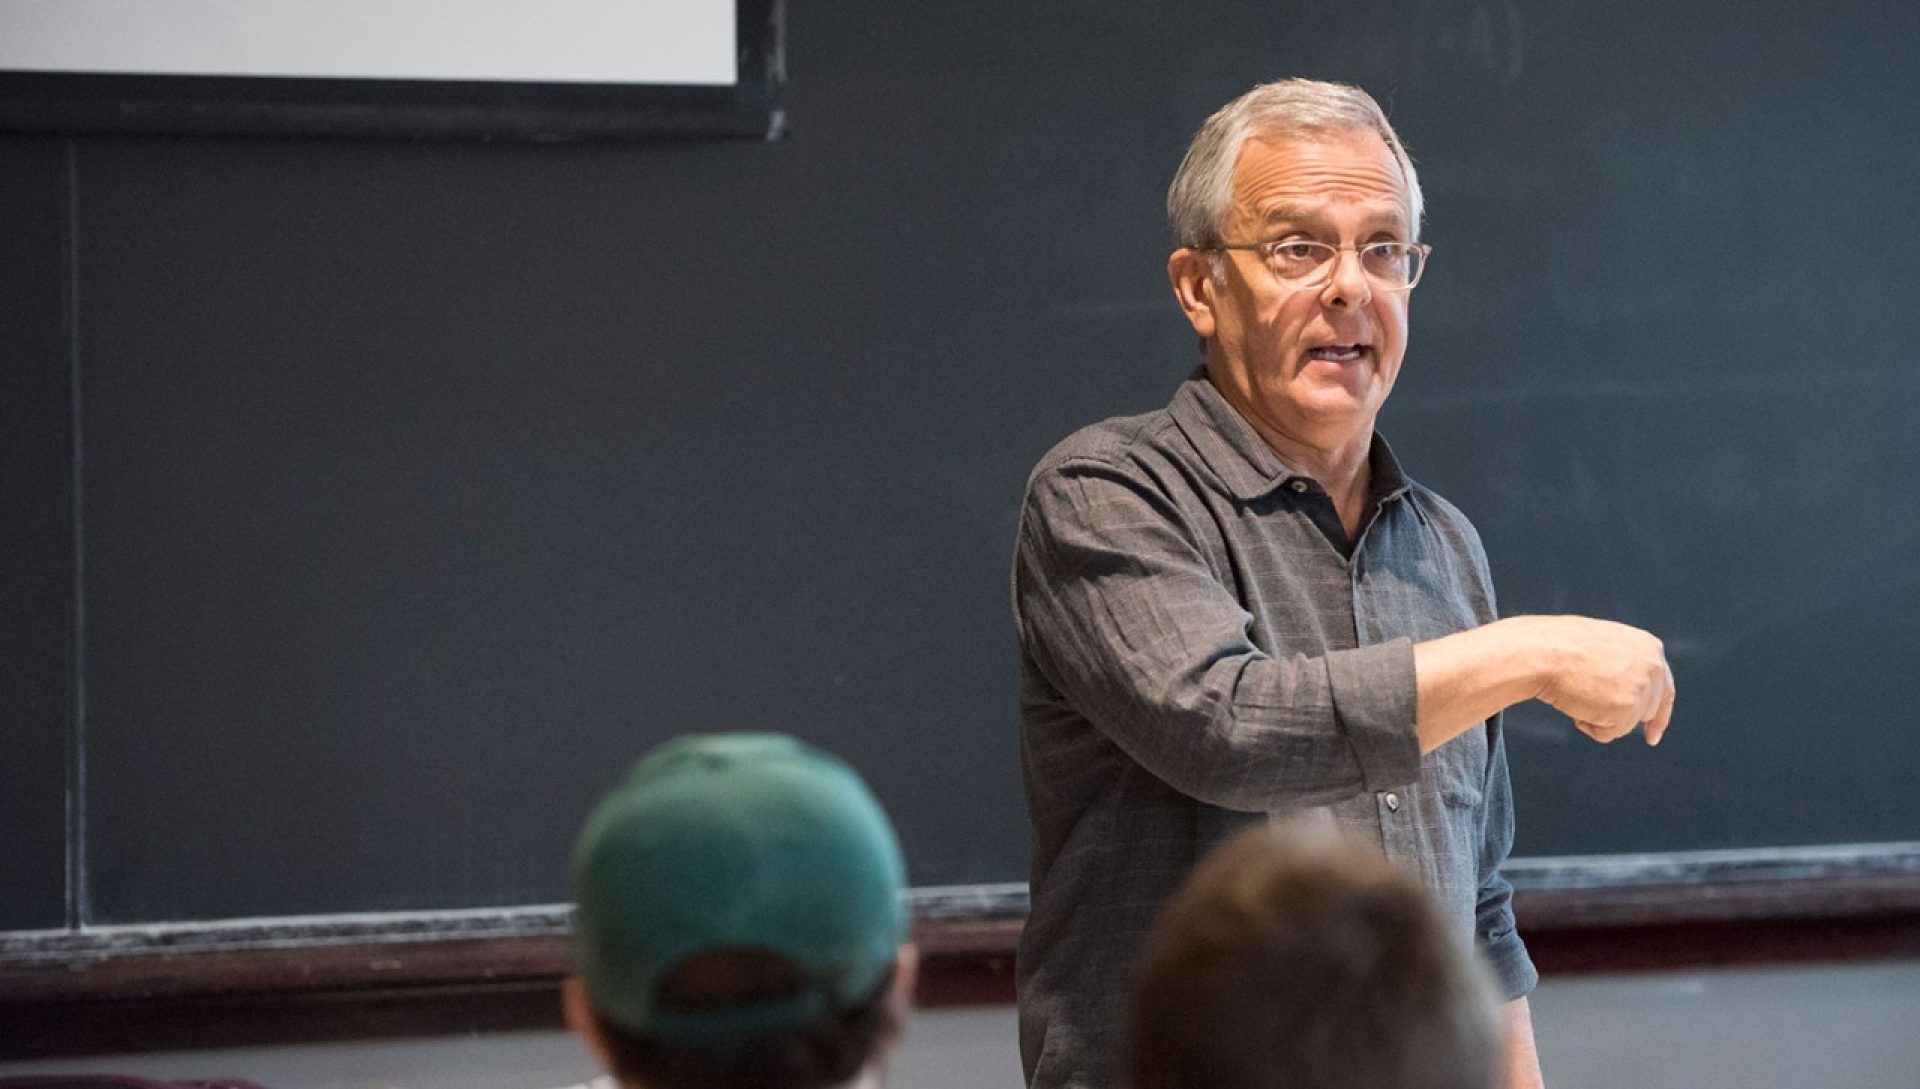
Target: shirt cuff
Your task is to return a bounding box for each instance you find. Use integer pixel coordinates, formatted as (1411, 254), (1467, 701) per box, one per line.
(1325, 636), (1420, 793)
(1481, 924), (1540, 1001)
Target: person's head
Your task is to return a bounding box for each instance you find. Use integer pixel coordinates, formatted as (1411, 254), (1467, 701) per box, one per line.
(1165, 80), (1428, 457)
(1130, 826), (1500, 1089)
(565, 733), (915, 1089)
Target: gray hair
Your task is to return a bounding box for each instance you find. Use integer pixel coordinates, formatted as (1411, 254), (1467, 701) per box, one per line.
(1166, 79), (1424, 250)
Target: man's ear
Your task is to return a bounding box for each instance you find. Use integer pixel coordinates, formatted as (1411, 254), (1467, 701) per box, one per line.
(891, 943), (920, 1010)
(564, 977), (614, 1069)
(1167, 247), (1217, 339)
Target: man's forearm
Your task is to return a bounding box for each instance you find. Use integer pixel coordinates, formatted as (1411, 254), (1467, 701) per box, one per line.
(1411, 619), (1543, 754)
(1413, 614), (1675, 754)
(1502, 996), (1544, 1089)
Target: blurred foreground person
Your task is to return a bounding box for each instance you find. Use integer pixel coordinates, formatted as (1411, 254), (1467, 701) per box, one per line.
(1131, 825), (1501, 1089)
(564, 733), (915, 1089)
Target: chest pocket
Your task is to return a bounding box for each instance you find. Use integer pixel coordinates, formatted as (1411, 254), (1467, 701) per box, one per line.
(1424, 725), (1488, 812)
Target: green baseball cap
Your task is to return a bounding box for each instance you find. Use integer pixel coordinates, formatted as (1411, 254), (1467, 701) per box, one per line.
(571, 733), (909, 1042)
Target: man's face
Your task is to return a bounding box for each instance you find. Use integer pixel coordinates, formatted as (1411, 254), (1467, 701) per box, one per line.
(1191, 128), (1414, 454)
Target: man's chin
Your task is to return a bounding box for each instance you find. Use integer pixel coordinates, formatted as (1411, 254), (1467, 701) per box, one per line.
(1273, 376), (1379, 418)
(1276, 388), (1382, 444)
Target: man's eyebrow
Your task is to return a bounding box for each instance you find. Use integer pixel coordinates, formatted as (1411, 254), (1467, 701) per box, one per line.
(1257, 203), (1410, 235)
(1257, 203), (1323, 226)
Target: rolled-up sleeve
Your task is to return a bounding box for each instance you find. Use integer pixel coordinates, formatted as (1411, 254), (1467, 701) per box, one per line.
(1014, 458), (1421, 812)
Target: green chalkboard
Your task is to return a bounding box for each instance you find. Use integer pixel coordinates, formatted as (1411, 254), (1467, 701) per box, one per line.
(2, 0), (1916, 934)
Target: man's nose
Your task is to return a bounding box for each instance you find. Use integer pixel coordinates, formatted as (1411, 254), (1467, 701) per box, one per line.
(1318, 247), (1373, 309)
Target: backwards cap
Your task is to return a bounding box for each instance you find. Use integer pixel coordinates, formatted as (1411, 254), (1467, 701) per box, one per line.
(571, 733), (908, 1042)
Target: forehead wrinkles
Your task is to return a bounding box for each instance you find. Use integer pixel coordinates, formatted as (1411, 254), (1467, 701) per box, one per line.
(1227, 133), (1410, 232)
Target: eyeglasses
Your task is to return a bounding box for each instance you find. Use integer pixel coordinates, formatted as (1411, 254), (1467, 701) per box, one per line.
(1201, 239), (1432, 292)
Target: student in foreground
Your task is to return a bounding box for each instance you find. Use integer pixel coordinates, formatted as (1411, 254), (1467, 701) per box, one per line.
(563, 733), (916, 1089)
(1131, 825), (1502, 1089)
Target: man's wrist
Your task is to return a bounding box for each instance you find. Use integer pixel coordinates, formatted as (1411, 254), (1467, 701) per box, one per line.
(1489, 616), (1553, 703)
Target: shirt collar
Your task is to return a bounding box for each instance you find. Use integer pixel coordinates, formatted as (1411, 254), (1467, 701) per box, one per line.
(1168, 368), (1412, 504)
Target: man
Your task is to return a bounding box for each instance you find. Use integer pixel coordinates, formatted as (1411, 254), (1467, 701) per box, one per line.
(1131, 825), (1500, 1089)
(1012, 79), (1675, 1089)
(564, 733), (916, 1089)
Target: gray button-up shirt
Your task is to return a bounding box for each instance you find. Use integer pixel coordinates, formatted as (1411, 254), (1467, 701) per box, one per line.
(1013, 372), (1536, 1089)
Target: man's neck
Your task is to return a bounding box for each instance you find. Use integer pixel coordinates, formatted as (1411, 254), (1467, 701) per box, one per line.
(1203, 372), (1376, 533)
(1262, 425), (1374, 541)
(1256, 423), (1372, 499)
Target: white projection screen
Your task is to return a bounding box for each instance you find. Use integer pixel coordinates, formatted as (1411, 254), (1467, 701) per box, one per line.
(0, 0), (782, 140)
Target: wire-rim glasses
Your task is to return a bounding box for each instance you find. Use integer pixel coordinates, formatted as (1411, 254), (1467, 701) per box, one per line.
(1200, 239), (1432, 292)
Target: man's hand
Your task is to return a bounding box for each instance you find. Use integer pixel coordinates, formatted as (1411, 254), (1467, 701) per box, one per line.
(1414, 615), (1676, 753)
(1518, 615), (1676, 746)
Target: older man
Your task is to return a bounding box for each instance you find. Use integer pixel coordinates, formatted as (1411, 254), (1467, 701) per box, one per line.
(1012, 79), (1674, 1089)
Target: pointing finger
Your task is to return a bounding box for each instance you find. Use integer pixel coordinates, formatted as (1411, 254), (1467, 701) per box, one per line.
(1646, 661), (1676, 746)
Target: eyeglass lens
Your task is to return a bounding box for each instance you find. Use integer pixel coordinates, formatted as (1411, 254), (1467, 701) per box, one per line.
(1269, 242), (1423, 288)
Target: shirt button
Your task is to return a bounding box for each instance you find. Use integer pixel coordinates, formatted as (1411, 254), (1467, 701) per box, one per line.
(1384, 792), (1401, 812)
(1289, 479), (1309, 494)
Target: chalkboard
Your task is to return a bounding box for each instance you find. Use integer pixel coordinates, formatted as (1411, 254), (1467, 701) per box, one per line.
(2, 0), (1917, 934)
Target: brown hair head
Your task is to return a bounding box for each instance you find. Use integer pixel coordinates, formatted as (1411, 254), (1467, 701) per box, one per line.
(1130, 827), (1499, 1089)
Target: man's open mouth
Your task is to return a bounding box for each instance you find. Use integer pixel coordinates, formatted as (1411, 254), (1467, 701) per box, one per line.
(1306, 344), (1369, 362)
